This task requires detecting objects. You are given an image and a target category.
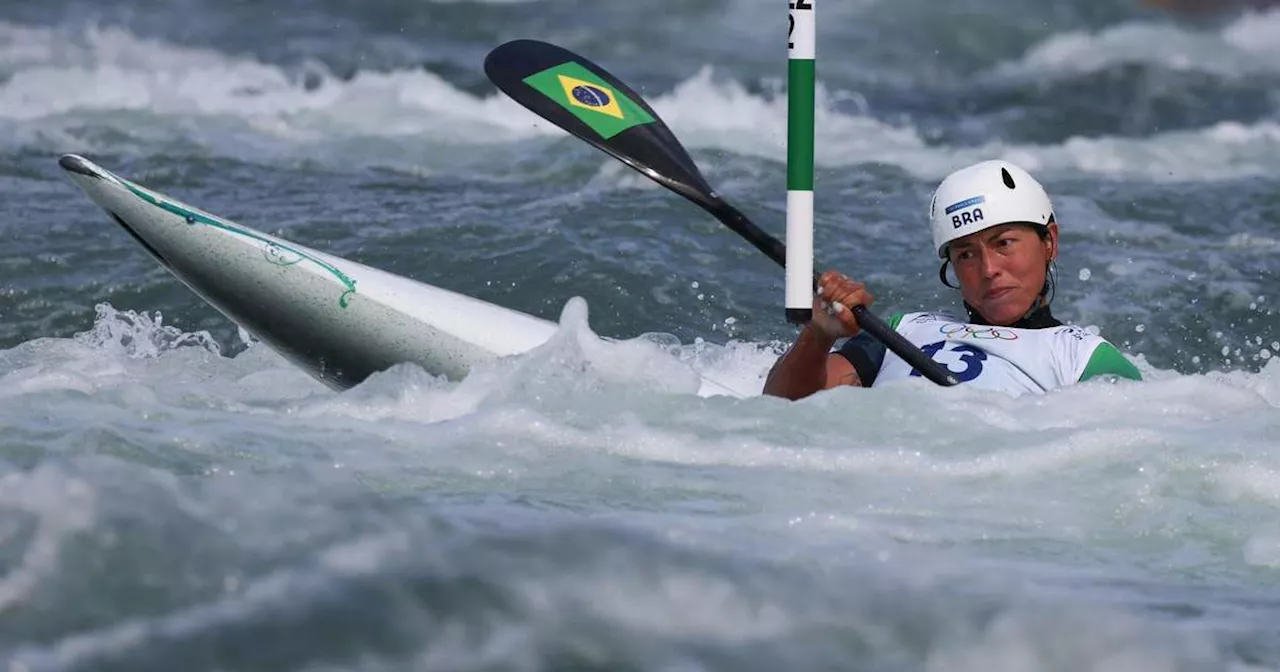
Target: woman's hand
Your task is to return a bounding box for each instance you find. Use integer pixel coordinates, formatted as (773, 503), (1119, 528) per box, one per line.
(809, 270), (874, 339)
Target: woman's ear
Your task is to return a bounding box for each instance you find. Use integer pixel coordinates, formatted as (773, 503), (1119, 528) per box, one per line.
(1045, 220), (1060, 262)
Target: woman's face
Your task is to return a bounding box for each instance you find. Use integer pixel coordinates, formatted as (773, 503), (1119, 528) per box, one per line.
(948, 222), (1058, 325)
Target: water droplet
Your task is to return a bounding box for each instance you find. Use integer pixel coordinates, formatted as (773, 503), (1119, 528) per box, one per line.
(1222, 346), (1231, 356)
(1192, 355), (1201, 364)
(1187, 272), (1198, 281)
(1135, 324), (1146, 333)
(724, 317), (737, 325)
(696, 293), (705, 301)
(1262, 349), (1273, 360)
(691, 281), (700, 289)
(1078, 268), (1092, 281)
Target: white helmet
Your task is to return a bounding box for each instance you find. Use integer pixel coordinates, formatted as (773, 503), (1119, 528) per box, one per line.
(929, 160), (1054, 258)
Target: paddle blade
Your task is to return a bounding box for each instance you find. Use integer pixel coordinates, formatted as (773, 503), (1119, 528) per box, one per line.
(484, 39), (717, 209)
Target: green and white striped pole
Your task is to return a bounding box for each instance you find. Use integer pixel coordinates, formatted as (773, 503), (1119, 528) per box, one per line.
(786, 0), (815, 324)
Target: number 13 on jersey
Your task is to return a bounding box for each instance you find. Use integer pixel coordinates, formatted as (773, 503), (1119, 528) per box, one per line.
(909, 342), (989, 383)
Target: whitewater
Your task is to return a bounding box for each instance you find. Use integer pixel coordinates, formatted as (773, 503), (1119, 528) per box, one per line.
(2, 0), (1279, 669)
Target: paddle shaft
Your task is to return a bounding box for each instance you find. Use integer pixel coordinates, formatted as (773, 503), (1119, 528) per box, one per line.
(482, 39), (959, 387)
(705, 198), (960, 387)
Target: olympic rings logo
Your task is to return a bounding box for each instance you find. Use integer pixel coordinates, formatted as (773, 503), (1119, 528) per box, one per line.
(939, 323), (1020, 341)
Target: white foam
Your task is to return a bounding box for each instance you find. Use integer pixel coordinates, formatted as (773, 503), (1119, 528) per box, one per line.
(0, 22), (552, 142)
(0, 466), (97, 615)
(924, 603), (1223, 672)
(1223, 7), (1280, 56)
(290, 296), (750, 426)
(0, 303), (326, 408)
(996, 8), (1280, 78)
(648, 70), (1280, 182)
(3, 21), (1276, 181)
(6, 299), (1280, 611)
(72, 303), (222, 359)
(645, 66), (928, 168)
(911, 121), (1280, 182)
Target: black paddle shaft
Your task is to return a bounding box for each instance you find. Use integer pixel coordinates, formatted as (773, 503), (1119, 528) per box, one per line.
(705, 199), (960, 386)
(484, 39), (959, 387)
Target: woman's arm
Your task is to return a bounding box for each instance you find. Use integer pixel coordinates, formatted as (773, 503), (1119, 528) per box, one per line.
(763, 325), (862, 400)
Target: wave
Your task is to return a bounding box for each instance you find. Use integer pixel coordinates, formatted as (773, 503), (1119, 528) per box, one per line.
(994, 7), (1280, 79)
(2, 22), (1277, 182)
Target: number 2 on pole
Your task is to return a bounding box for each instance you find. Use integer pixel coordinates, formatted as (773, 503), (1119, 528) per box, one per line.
(788, 0), (812, 49)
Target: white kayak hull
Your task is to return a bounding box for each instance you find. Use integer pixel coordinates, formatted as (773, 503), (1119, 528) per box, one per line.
(57, 155), (748, 398)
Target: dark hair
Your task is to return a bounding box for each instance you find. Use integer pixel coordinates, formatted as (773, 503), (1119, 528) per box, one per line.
(1032, 219), (1054, 245)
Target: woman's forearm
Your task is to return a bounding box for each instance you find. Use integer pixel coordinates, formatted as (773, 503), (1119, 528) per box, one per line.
(762, 325), (838, 400)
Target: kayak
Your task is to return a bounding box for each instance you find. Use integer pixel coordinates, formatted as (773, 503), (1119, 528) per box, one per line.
(57, 154), (752, 398)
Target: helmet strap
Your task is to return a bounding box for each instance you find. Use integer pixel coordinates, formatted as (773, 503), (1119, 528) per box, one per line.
(937, 260), (960, 289)
(1043, 259), (1057, 304)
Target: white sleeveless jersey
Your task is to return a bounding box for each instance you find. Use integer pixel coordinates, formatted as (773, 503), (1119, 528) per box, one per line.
(872, 311), (1112, 395)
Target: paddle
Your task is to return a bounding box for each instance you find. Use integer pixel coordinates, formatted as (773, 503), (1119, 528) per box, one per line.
(483, 39), (960, 388)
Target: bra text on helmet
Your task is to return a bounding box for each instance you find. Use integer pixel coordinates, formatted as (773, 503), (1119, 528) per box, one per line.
(952, 208), (984, 229)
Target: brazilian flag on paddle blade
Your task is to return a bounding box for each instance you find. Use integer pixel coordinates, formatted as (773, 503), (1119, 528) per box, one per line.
(522, 61), (655, 139)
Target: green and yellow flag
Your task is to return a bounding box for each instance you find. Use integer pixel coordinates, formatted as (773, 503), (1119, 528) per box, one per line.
(523, 61), (655, 139)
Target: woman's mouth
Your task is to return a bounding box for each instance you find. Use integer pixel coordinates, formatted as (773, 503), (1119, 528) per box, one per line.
(985, 287), (1017, 301)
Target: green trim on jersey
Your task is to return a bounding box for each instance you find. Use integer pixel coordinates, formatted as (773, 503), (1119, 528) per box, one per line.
(888, 312), (904, 330)
(1079, 342), (1142, 382)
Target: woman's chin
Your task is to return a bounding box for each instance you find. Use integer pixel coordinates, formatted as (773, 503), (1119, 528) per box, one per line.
(971, 298), (1028, 326)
